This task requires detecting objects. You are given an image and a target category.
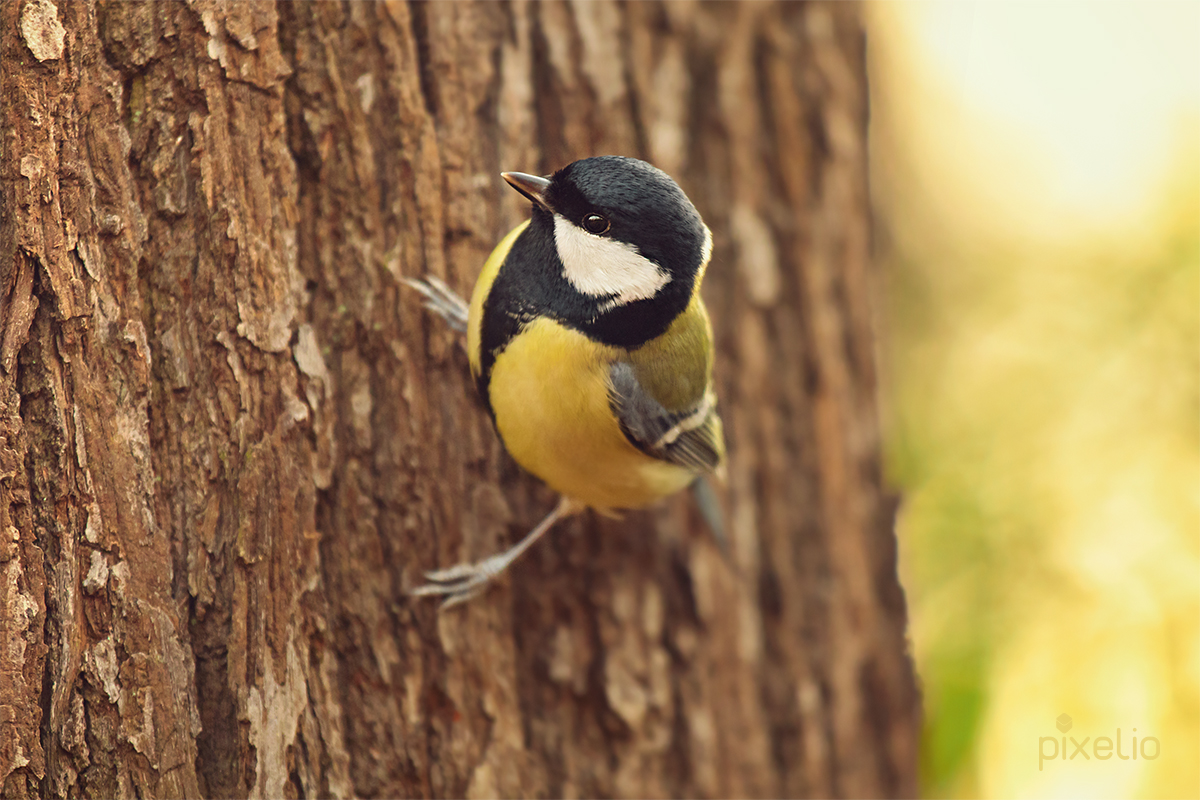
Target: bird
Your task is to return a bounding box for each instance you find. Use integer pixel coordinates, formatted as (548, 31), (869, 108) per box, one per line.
(405, 155), (726, 608)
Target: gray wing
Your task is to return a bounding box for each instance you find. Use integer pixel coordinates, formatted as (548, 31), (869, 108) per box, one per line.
(608, 362), (724, 473)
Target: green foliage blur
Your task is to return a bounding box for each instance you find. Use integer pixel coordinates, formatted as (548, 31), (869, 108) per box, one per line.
(870, 3), (1199, 797)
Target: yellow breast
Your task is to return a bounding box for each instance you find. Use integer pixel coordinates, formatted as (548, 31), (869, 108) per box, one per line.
(487, 317), (696, 510)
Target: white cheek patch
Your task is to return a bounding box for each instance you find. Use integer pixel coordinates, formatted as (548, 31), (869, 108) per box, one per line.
(553, 214), (669, 311)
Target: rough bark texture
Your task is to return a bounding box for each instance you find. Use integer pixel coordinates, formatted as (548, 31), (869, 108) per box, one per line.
(0, 1), (918, 798)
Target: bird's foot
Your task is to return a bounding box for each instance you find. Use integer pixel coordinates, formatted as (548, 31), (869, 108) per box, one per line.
(409, 553), (512, 609)
(409, 496), (580, 610)
(402, 275), (469, 332)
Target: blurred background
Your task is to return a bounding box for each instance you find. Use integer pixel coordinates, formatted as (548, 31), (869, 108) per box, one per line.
(867, 2), (1199, 798)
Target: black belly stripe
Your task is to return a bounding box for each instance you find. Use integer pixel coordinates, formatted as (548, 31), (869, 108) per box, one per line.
(475, 221), (554, 418)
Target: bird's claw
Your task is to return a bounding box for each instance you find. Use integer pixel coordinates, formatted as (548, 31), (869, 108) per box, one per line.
(409, 497), (577, 610)
(402, 275), (469, 332)
(409, 554), (508, 609)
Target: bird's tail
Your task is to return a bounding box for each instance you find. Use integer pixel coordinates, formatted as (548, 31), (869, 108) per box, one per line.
(689, 475), (730, 559)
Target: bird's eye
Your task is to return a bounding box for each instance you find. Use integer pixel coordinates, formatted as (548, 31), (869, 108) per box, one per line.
(582, 213), (610, 235)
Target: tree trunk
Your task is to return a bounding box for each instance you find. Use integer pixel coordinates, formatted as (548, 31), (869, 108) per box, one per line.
(0, 1), (918, 797)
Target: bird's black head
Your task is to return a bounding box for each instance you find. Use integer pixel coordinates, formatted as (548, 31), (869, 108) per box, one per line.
(544, 156), (710, 287)
(501, 156), (711, 348)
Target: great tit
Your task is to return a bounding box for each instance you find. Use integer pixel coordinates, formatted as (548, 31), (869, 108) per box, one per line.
(407, 155), (726, 607)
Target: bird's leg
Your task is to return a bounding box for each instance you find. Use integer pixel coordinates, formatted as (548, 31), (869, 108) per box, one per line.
(402, 275), (470, 332)
(410, 495), (581, 609)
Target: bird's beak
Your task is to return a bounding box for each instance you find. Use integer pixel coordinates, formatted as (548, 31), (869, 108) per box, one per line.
(502, 171), (553, 212)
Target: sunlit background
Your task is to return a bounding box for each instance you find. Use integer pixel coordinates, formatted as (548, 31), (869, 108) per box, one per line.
(867, 2), (1199, 797)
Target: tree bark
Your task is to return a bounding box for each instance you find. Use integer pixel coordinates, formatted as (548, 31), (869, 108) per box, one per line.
(0, 1), (918, 797)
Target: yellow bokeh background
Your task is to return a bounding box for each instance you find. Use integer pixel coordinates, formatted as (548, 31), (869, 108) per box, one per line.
(868, 2), (1199, 797)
